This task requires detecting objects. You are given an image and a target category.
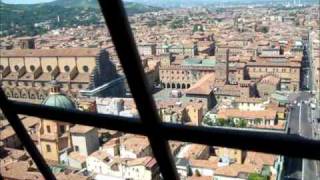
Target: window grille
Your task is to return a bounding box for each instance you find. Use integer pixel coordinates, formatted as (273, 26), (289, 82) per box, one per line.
(0, 1), (319, 180)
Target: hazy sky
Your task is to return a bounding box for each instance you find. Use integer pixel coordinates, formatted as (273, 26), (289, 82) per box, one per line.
(2, 0), (55, 4)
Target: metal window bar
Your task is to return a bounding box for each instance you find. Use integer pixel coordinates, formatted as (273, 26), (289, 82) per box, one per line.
(0, 1), (319, 180)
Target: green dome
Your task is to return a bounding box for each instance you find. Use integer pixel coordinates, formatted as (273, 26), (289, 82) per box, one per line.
(42, 94), (76, 110)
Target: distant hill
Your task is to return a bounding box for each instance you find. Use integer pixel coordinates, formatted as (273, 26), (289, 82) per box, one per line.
(0, 0), (161, 37)
(47, 0), (98, 8)
(47, 0), (162, 14)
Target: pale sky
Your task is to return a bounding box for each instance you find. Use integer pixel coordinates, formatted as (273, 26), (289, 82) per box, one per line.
(2, 0), (55, 4)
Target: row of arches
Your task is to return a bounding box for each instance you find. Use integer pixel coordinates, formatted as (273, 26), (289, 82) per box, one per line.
(161, 83), (191, 89)
(3, 87), (49, 100)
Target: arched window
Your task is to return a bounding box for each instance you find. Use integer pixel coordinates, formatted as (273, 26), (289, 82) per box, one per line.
(64, 65), (70, 72)
(177, 83), (181, 89)
(83, 66), (89, 72)
(187, 84), (191, 88)
(0, 65), (4, 71)
(182, 84), (186, 89)
(167, 83), (170, 88)
(172, 83), (176, 88)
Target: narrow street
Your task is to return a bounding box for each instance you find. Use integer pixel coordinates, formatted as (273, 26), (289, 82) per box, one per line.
(284, 43), (319, 180)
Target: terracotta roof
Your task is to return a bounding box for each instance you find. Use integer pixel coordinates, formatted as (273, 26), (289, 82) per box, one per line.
(183, 144), (208, 159)
(125, 156), (157, 169)
(244, 151), (277, 167)
(0, 126), (16, 140)
(187, 176), (213, 180)
(90, 150), (110, 161)
(69, 151), (86, 163)
(189, 159), (218, 170)
(186, 73), (215, 95)
(215, 163), (257, 177)
(259, 75), (280, 85)
(21, 116), (40, 128)
(1, 161), (43, 180)
(217, 108), (277, 120)
(121, 134), (150, 154)
(55, 173), (91, 180)
(0, 48), (102, 57)
(70, 125), (94, 134)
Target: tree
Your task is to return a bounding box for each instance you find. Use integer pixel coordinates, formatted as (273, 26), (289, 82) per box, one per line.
(193, 24), (204, 32)
(238, 119), (247, 128)
(215, 118), (225, 126)
(261, 26), (269, 33)
(255, 118), (263, 125)
(203, 116), (213, 126)
(194, 169), (201, 176)
(146, 20), (157, 27)
(248, 173), (268, 180)
(169, 19), (183, 29)
(227, 119), (236, 127)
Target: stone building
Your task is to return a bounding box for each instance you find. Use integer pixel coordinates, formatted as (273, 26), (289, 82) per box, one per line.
(257, 75), (280, 99)
(0, 48), (117, 102)
(38, 81), (75, 165)
(156, 43), (198, 57)
(159, 57), (216, 89)
(246, 55), (301, 91)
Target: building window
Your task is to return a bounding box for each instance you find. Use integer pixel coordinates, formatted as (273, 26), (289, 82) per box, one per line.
(46, 144), (51, 152)
(60, 125), (65, 134)
(30, 65), (35, 72)
(78, 84), (83, 89)
(14, 65), (19, 71)
(47, 65), (52, 72)
(74, 145), (79, 152)
(24, 82), (28, 86)
(64, 65), (70, 72)
(83, 66), (89, 72)
(46, 125), (51, 133)
(0, 65), (3, 71)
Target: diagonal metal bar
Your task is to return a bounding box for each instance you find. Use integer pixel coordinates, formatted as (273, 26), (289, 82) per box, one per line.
(97, 0), (179, 179)
(0, 88), (56, 180)
(12, 100), (320, 160)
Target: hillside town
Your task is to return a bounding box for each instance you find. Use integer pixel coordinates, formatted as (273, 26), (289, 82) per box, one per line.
(0, 1), (319, 180)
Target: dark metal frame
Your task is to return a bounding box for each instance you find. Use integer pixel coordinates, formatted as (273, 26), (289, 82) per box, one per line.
(0, 0), (319, 180)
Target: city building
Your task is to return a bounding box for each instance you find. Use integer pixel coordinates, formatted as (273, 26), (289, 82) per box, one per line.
(38, 81), (75, 164)
(0, 48), (118, 102)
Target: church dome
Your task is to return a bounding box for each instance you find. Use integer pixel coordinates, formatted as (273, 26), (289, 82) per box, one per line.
(42, 94), (76, 110)
(41, 80), (76, 110)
